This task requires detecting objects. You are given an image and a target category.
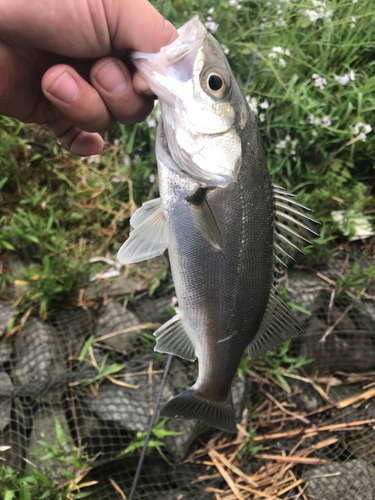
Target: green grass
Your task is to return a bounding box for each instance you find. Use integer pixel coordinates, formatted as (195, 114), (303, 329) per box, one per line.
(1, 0), (374, 319)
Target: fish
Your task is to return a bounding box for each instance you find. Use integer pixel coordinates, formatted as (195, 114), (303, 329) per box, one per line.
(117, 16), (319, 432)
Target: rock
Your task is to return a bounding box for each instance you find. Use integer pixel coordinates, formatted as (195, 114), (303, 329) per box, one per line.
(95, 302), (142, 352)
(0, 372), (12, 430)
(132, 295), (172, 324)
(304, 459), (375, 500)
(0, 301), (14, 337)
(298, 316), (375, 375)
(87, 371), (174, 433)
(283, 269), (327, 322)
(13, 317), (66, 403)
(0, 399), (32, 472)
(0, 337), (13, 367)
(27, 405), (79, 482)
(47, 306), (97, 358)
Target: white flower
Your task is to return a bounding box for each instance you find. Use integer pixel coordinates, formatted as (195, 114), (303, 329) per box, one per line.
(325, 10), (333, 17)
(322, 115), (332, 127)
(260, 100), (269, 109)
(111, 177), (126, 183)
(259, 113), (265, 122)
(229, 0), (243, 6)
(113, 139), (119, 146)
(171, 296), (178, 305)
(312, 73), (319, 79)
(312, 130), (318, 136)
(285, 48), (291, 56)
(353, 0), (357, 2)
(312, 0), (325, 6)
(124, 156), (130, 166)
(267, 1), (272, 5)
(205, 21), (219, 33)
(88, 155), (98, 164)
(351, 16), (356, 22)
(275, 140), (287, 148)
(309, 115), (320, 126)
(221, 44), (230, 55)
(279, 57), (286, 67)
(208, 7), (215, 14)
(291, 150), (296, 155)
(268, 52), (277, 58)
(353, 122), (372, 141)
(285, 135), (291, 141)
(334, 74), (350, 85)
(206, 15), (213, 21)
(313, 75), (327, 89)
(266, 22), (273, 28)
(246, 95), (258, 115)
(349, 70), (355, 81)
(237, 4), (242, 9)
(272, 46), (284, 53)
(149, 174), (156, 183)
(275, 17), (286, 27)
(147, 118), (156, 128)
(304, 9), (321, 22)
(277, 8), (283, 14)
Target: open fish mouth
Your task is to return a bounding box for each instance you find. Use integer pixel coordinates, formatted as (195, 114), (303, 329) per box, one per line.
(131, 16), (206, 95)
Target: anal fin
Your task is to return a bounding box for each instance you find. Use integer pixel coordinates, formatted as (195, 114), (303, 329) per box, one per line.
(154, 314), (196, 362)
(248, 287), (303, 359)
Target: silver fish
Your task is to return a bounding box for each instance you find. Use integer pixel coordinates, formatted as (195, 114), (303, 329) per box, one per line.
(118, 17), (319, 432)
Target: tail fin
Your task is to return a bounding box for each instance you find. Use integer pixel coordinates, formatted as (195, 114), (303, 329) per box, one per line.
(160, 387), (236, 432)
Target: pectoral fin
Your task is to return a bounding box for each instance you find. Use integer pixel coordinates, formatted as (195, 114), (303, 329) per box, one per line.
(154, 314), (196, 362)
(117, 198), (168, 264)
(187, 188), (224, 252)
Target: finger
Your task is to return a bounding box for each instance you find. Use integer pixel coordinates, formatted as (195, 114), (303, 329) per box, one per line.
(46, 117), (104, 156)
(133, 72), (156, 97)
(91, 57), (154, 125)
(42, 64), (115, 133)
(108, 0), (178, 53)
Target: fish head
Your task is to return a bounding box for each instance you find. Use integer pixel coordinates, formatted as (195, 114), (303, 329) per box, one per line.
(132, 16), (247, 188)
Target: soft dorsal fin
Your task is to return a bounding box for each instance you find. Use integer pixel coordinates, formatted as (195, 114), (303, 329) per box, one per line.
(117, 198), (169, 264)
(186, 188), (224, 252)
(248, 286), (303, 359)
(154, 314), (196, 362)
(273, 184), (320, 276)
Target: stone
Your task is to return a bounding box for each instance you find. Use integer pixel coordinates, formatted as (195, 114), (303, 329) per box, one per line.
(0, 301), (14, 337)
(0, 337), (13, 367)
(132, 295), (172, 324)
(0, 372), (12, 430)
(95, 302), (142, 352)
(27, 405), (79, 483)
(304, 459), (375, 500)
(298, 316), (375, 375)
(13, 317), (66, 403)
(282, 269), (328, 322)
(87, 371), (174, 433)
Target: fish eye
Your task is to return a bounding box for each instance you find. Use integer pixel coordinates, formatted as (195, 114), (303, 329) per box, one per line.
(203, 71), (229, 99)
(208, 74), (223, 91)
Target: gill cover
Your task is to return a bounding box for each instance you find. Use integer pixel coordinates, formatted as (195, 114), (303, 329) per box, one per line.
(131, 16), (243, 188)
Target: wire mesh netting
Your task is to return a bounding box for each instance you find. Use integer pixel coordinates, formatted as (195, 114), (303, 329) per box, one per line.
(1, 253), (375, 499)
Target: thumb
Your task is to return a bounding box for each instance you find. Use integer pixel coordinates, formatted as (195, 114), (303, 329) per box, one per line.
(108, 0), (178, 53)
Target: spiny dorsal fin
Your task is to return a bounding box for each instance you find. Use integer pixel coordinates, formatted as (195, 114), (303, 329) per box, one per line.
(187, 188), (224, 252)
(117, 197), (169, 264)
(154, 314), (196, 362)
(273, 184), (320, 275)
(248, 287), (303, 359)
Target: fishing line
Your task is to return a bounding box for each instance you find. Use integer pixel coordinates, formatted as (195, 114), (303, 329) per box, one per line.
(243, 5), (271, 97)
(128, 354), (173, 500)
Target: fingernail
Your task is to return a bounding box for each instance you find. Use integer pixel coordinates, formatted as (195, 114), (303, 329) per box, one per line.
(48, 71), (79, 103)
(95, 62), (128, 94)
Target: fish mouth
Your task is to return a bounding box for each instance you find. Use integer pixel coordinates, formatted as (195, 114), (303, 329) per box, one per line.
(131, 15), (206, 90)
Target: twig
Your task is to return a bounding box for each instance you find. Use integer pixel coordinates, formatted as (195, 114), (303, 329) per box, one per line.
(109, 478), (127, 499)
(208, 451), (245, 500)
(94, 322), (160, 342)
(320, 303), (354, 343)
(266, 392), (310, 424)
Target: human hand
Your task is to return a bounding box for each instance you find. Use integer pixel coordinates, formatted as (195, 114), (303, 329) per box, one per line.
(0, 0), (177, 155)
